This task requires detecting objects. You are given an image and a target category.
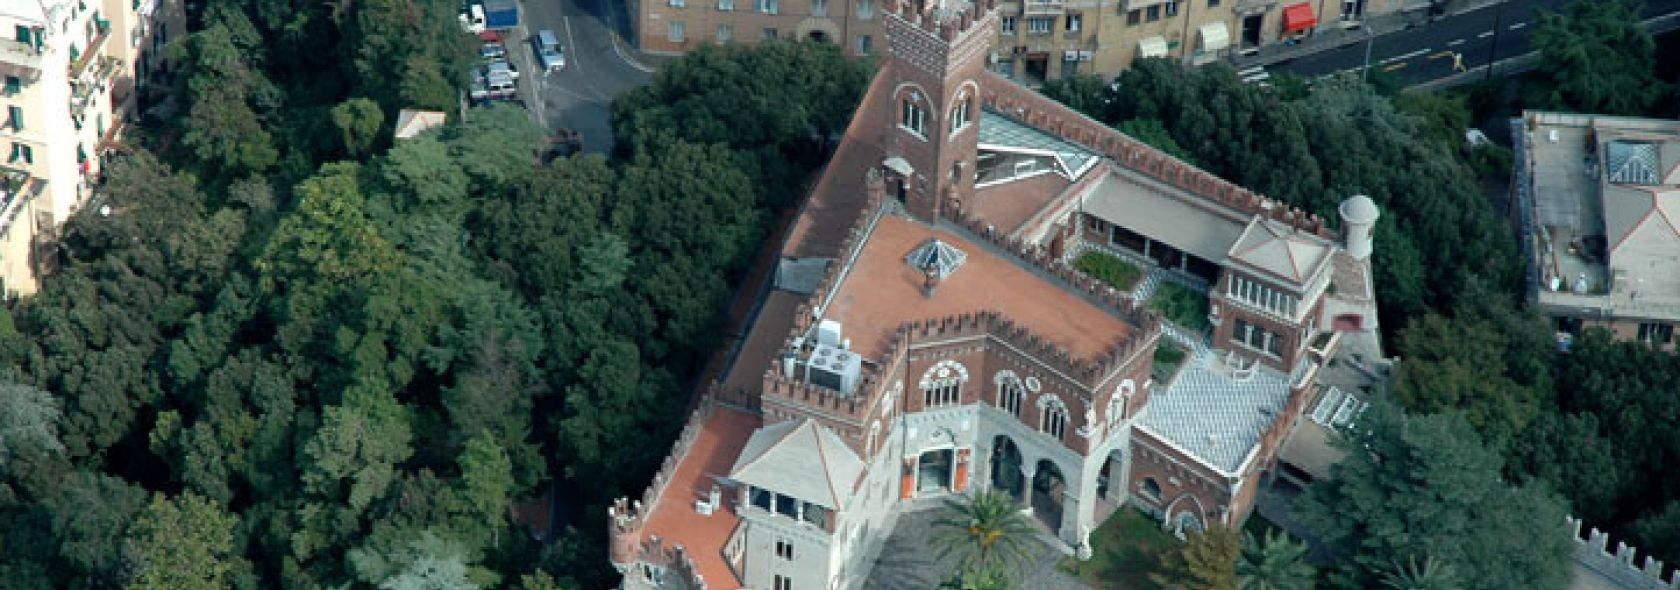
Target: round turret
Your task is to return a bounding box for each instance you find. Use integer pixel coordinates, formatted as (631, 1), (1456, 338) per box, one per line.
(1339, 195), (1380, 261)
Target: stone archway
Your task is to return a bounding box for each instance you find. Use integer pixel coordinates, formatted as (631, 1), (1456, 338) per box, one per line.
(918, 448), (954, 494)
(990, 435), (1024, 499)
(1031, 459), (1066, 534)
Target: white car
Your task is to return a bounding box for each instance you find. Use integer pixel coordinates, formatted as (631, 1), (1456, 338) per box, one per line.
(486, 59), (518, 81)
(533, 29), (566, 73)
(458, 4), (486, 34)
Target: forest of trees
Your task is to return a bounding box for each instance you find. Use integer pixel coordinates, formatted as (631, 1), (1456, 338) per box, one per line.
(0, 0), (869, 588)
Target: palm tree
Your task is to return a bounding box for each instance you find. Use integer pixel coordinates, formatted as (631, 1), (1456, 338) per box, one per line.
(1380, 555), (1461, 590)
(937, 565), (1013, 590)
(1236, 530), (1315, 590)
(930, 490), (1036, 579)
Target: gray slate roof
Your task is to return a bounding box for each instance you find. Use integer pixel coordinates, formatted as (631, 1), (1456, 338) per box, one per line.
(1138, 351), (1294, 475)
(1080, 173), (1249, 263)
(979, 110), (1099, 178)
(729, 418), (866, 510)
(1225, 217), (1333, 286)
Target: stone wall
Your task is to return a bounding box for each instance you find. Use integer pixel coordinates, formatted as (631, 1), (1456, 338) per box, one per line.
(1568, 517), (1680, 590)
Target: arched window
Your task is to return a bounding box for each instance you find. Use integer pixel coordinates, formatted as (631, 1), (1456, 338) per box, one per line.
(1037, 394), (1067, 440)
(1140, 477), (1162, 502)
(866, 420), (881, 455)
(994, 371), (1024, 417)
(920, 360), (968, 408)
(900, 92), (926, 137)
(1108, 379), (1135, 429)
(949, 92), (972, 134)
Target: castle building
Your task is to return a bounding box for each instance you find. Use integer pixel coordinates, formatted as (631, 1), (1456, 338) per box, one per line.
(634, 0), (1406, 83)
(608, 1), (1385, 587)
(0, 0), (184, 296)
(1516, 111), (1680, 351)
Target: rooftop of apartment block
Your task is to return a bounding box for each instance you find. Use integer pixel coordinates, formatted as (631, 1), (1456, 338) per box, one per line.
(1523, 111), (1680, 321)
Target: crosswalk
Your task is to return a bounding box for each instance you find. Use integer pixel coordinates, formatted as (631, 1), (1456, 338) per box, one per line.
(1236, 65), (1271, 85)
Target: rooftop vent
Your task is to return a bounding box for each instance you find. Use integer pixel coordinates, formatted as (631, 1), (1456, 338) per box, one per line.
(805, 343), (863, 396)
(905, 238), (968, 281)
(1607, 141), (1659, 185)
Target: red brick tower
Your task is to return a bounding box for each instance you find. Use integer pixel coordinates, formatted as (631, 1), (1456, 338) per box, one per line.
(879, 0), (998, 223)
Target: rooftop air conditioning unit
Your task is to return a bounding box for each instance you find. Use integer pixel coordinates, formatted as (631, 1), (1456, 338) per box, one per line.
(817, 319), (843, 348)
(804, 344), (862, 395)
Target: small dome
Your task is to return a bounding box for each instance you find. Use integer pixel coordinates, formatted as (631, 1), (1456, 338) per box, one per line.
(1340, 195), (1380, 224)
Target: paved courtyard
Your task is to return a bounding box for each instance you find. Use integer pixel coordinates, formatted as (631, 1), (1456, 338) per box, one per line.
(864, 505), (1092, 590)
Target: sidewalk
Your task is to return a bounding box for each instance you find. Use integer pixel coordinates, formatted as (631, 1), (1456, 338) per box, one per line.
(1231, 0), (1507, 69)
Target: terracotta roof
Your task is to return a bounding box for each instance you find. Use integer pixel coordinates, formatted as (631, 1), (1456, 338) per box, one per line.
(972, 172), (1073, 236)
(823, 214), (1133, 359)
(641, 406), (762, 590)
(719, 291), (804, 396)
(784, 73), (893, 259)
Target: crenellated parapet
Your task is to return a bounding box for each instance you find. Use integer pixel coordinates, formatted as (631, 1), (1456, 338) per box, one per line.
(616, 536), (712, 590)
(976, 71), (1334, 240)
(882, 0), (999, 43)
(1567, 517), (1680, 590)
(608, 399), (719, 568)
(763, 367), (870, 419)
(898, 310), (1158, 390)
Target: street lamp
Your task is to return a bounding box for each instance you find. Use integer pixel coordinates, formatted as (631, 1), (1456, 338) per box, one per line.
(1360, 24), (1375, 83)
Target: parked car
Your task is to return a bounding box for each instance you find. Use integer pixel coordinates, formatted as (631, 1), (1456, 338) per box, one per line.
(479, 42), (506, 61)
(458, 4), (485, 34)
(486, 59), (518, 81)
(470, 71), (518, 103)
(532, 29), (565, 73)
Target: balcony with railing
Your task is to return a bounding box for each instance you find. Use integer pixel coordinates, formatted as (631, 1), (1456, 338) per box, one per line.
(0, 38), (43, 76)
(68, 20), (112, 79)
(1021, 0), (1065, 15)
(0, 167), (45, 239)
(70, 56), (122, 120)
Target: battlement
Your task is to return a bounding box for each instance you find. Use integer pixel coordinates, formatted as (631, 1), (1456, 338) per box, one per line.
(620, 535), (711, 590)
(977, 72), (1334, 240)
(899, 309), (1157, 391)
(608, 399), (718, 564)
(882, 0), (998, 43)
(1569, 517), (1680, 589)
(763, 366), (872, 417)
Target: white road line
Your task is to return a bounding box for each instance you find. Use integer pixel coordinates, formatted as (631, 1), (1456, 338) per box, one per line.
(1447, 38), (1465, 46)
(1510, 21), (1526, 30)
(1478, 30), (1495, 38)
(1236, 65), (1266, 76)
(563, 16), (583, 79)
(1379, 47), (1431, 65)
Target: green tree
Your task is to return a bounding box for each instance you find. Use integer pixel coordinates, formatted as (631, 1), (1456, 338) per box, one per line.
(1530, 0), (1668, 115)
(1295, 407), (1572, 590)
(1237, 530), (1314, 590)
(931, 491), (1036, 579)
(126, 492), (243, 590)
(46, 471), (147, 586)
(1151, 527), (1241, 590)
(332, 97), (386, 159)
(299, 383), (415, 511)
(0, 381), (64, 465)
(1380, 555), (1461, 590)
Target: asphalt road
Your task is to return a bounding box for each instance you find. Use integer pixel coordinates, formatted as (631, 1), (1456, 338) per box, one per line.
(517, 0), (655, 153)
(1256, 0), (1680, 87)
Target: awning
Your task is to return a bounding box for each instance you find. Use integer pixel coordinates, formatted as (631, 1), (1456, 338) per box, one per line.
(883, 156), (914, 177)
(1123, 0), (1171, 8)
(1282, 3), (1317, 34)
(1199, 22), (1230, 52)
(1138, 36), (1169, 59)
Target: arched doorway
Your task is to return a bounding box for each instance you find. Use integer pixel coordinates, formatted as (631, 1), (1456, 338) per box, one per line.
(1031, 459), (1066, 534)
(918, 448), (954, 494)
(990, 436), (1024, 499)
(808, 30), (829, 43)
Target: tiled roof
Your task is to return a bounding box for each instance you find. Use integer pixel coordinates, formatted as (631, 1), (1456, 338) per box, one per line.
(822, 215), (1134, 359)
(971, 169), (1073, 236)
(784, 73), (894, 259)
(1138, 351), (1294, 475)
(729, 418), (866, 510)
(1225, 217), (1333, 285)
(641, 406), (762, 590)
(979, 109), (1099, 178)
(1080, 173), (1250, 263)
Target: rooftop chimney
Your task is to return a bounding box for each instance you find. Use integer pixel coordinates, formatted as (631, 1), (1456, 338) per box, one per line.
(922, 262), (941, 298)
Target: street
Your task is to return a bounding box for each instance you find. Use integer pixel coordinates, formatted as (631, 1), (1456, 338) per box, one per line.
(513, 0), (656, 153)
(1251, 0), (1680, 87)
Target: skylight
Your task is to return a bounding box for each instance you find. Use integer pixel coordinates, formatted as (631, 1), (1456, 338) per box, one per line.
(1607, 141), (1659, 185)
(905, 238), (967, 280)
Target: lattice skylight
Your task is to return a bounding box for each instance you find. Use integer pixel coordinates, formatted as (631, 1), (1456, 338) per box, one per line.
(1607, 141), (1659, 185)
(905, 238), (967, 280)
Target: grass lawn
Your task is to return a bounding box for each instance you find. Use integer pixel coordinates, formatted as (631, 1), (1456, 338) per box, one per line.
(1151, 342), (1186, 382)
(1061, 508), (1181, 590)
(1073, 251), (1143, 292)
(1149, 283), (1210, 332)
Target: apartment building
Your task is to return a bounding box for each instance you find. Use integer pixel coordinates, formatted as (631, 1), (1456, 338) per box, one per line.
(635, 0), (1404, 82)
(1516, 111), (1680, 351)
(606, 1), (1388, 587)
(0, 0), (183, 297)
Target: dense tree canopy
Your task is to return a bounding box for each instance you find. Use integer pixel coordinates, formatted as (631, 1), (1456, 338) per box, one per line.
(1530, 0), (1669, 115)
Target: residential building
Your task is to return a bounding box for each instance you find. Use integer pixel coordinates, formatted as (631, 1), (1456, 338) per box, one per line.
(0, 0), (184, 297)
(634, 0), (1405, 82)
(1516, 111), (1680, 351)
(606, 1), (1388, 588)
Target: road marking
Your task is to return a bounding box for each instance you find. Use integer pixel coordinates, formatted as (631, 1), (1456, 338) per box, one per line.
(1478, 30), (1495, 38)
(1429, 50), (1455, 59)
(1236, 65), (1266, 76)
(1379, 47), (1430, 65)
(1383, 63), (1407, 71)
(1242, 71), (1271, 83)
(1447, 38), (1465, 46)
(1510, 21), (1526, 30)
(563, 17), (583, 79)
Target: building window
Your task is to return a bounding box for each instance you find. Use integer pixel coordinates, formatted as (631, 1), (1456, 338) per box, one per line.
(1026, 16), (1053, 34)
(775, 493), (798, 518)
(775, 540), (795, 560)
(774, 575), (793, 590)
(919, 360), (966, 407)
(1065, 13), (1082, 32)
(9, 143), (31, 164)
(812, 0), (827, 16)
(1341, 0), (1364, 20)
(900, 94), (926, 137)
(1639, 322), (1674, 344)
(856, 34), (872, 54)
(1062, 53), (1078, 79)
(757, 0), (779, 14)
(717, 24), (734, 41)
(15, 25), (31, 46)
(1209, 0), (1221, 6)
(1141, 477), (1162, 502)
(669, 0), (685, 7)
(1000, 16), (1016, 35)
(802, 503), (829, 528)
(3, 76), (19, 95)
(763, 27), (779, 40)
(1146, 5), (1160, 21)
(858, 0), (873, 18)
(1126, 9), (1141, 25)
(949, 93), (971, 134)
(751, 486), (773, 511)
(667, 21), (685, 41)
(1165, 1), (1179, 17)
(1040, 401), (1067, 440)
(924, 380), (959, 407)
(1227, 275), (1298, 318)
(998, 378), (1023, 416)
(718, 0), (734, 9)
